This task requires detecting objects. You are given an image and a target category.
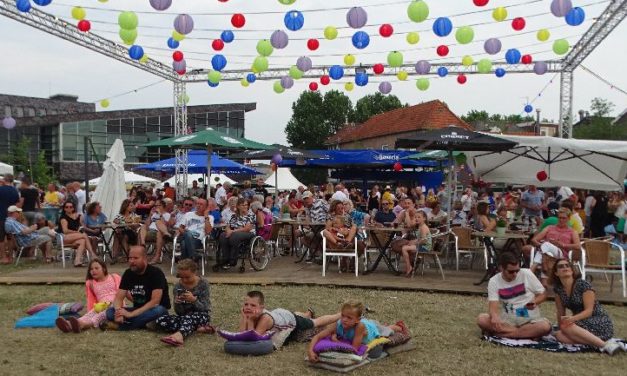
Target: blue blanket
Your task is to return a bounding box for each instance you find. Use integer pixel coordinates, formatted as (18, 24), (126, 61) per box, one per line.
(15, 305), (59, 329)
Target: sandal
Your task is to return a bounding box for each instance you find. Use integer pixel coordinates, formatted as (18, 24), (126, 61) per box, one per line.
(68, 317), (81, 333)
(197, 325), (216, 334)
(395, 320), (410, 336)
(55, 317), (71, 333)
(160, 336), (184, 347)
(307, 307), (316, 319)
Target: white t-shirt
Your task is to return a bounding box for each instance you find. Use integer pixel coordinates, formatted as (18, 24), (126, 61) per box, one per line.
(584, 196), (595, 217)
(614, 200), (627, 219)
(148, 212), (171, 231)
(488, 269), (545, 314)
(182, 211), (214, 239)
(75, 189), (86, 212)
(215, 187), (227, 206)
(221, 207), (235, 224)
(330, 191), (349, 202)
(556, 186), (574, 203)
(461, 194), (473, 212)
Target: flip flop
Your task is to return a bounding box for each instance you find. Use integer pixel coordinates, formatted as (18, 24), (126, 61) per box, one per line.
(55, 317), (71, 333)
(160, 336), (184, 347)
(307, 307), (316, 319)
(68, 317), (81, 333)
(197, 325), (216, 334)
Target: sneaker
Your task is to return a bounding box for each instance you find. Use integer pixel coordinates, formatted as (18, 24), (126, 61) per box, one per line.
(99, 321), (119, 331)
(145, 320), (158, 331)
(601, 340), (621, 356)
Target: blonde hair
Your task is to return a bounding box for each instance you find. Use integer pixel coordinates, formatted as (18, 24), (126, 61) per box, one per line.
(557, 207), (572, 217)
(341, 300), (365, 317)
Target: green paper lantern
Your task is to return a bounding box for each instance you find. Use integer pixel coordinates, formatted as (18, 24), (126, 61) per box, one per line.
(344, 82), (354, 91)
(455, 26), (474, 45)
(178, 94), (190, 104)
(537, 29), (550, 42)
(253, 56), (269, 73)
(416, 78), (430, 91)
(324, 26), (338, 40)
(406, 32), (419, 45)
(455, 153), (467, 165)
(407, 0), (429, 23)
(289, 65), (303, 79)
(278, 0), (296, 4)
(197, 177), (204, 183)
(241, 78), (249, 87)
(553, 39), (569, 55)
(492, 7), (508, 22)
(387, 51), (403, 68)
(344, 54), (355, 66)
(118, 11), (138, 30)
(477, 59), (492, 73)
(273, 81), (285, 94)
(100, 99), (110, 108)
(256, 40), (274, 57)
(397, 70), (408, 81)
(119, 28), (137, 45)
(71, 7), (86, 21)
(207, 70), (221, 84)
(462, 55), (474, 67)
(172, 31), (185, 42)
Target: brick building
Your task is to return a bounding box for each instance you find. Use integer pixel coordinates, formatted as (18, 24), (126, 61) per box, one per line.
(325, 100), (471, 150)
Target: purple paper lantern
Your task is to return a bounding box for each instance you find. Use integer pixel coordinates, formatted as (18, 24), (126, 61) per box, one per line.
(533, 61), (548, 75)
(296, 56), (312, 72)
(172, 59), (186, 72)
(280, 76), (294, 89)
(271, 154), (283, 165)
(2, 117), (16, 130)
(550, 0), (573, 17)
(484, 38), (502, 55)
(414, 60), (431, 75)
(149, 0), (172, 11)
(174, 14), (194, 35)
(270, 30), (289, 49)
(346, 7), (368, 29)
(378, 82), (392, 94)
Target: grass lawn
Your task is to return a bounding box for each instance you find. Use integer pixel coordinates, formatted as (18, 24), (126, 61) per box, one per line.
(1, 284), (626, 376)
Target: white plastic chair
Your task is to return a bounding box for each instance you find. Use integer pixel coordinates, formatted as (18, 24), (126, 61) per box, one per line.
(170, 234), (209, 276)
(321, 230), (358, 277)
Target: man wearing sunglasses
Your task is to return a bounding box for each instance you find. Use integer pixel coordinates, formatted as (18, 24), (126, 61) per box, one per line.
(477, 252), (551, 339)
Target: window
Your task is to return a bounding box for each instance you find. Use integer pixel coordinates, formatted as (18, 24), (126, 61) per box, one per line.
(37, 108), (46, 116)
(207, 112), (218, 127)
(381, 144), (389, 150)
(14, 107), (23, 117)
(26, 107), (35, 117)
(4, 106), (11, 117)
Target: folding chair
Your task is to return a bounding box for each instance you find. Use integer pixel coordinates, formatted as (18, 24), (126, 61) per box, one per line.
(451, 227), (487, 270)
(321, 230), (358, 277)
(170, 234), (209, 276)
(411, 230), (448, 280)
(580, 240), (626, 298)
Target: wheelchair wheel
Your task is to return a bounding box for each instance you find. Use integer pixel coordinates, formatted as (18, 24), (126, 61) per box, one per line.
(249, 236), (270, 271)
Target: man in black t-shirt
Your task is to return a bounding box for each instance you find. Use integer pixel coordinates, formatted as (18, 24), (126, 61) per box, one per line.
(254, 178), (269, 198)
(104, 245), (170, 330)
(19, 176), (40, 225)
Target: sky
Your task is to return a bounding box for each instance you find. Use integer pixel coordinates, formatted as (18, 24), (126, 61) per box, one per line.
(1, 0), (626, 145)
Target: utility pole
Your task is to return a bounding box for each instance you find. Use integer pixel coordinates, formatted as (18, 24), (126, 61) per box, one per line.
(535, 109), (541, 136)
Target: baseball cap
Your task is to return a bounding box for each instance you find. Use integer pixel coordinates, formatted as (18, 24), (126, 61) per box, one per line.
(7, 205), (22, 213)
(385, 185), (392, 190)
(301, 191), (313, 199)
(163, 198), (173, 204)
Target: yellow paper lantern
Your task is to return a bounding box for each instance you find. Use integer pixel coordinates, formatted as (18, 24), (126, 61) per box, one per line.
(71, 7), (86, 21)
(397, 70), (408, 81)
(172, 31), (185, 42)
(462, 55), (474, 67)
(537, 29), (550, 42)
(139, 54), (149, 64)
(99, 99), (110, 108)
(241, 78), (249, 87)
(344, 82), (354, 91)
(344, 54), (356, 66)
(406, 32), (419, 45)
(324, 26), (338, 40)
(492, 7), (508, 22)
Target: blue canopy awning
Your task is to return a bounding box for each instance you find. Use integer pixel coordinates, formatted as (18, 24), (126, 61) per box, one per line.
(134, 151), (260, 175)
(278, 150), (441, 169)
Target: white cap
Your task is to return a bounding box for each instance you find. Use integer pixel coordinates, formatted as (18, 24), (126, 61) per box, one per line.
(7, 205), (22, 213)
(301, 191), (313, 199)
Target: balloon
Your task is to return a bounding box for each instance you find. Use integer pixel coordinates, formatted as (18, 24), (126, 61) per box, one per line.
(329, 65), (344, 80)
(324, 26), (338, 40)
(521, 54), (533, 64)
(211, 54), (227, 71)
(346, 7), (368, 29)
(172, 31), (185, 42)
(128, 45), (144, 60)
(406, 32), (419, 45)
(207, 70), (221, 84)
(280, 76), (294, 89)
(172, 59), (186, 72)
(484, 38), (502, 55)
(270, 30), (289, 49)
(457, 74), (467, 84)
(355, 72), (368, 87)
(565, 7), (585, 26)
(379, 24), (394, 38)
(256, 40), (274, 56)
(473, 0), (489, 6)
(512, 17), (526, 31)
(455, 26), (474, 44)
(477, 59), (492, 73)
(495, 68), (506, 78)
(309, 82), (318, 91)
(99, 99), (110, 109)
(437, 67), (448, 77)
(415, 60), (431, 75)
(351, 31), (370, 49)
(393, 162), (403, 172)
(32, 0), (51, 5)
(397, 70), (408, 81)
(373, 64), (384, 75)
(537, 29), (550, 42)
(320, 75), (330, 85)
(279, 0), (296, 4)
(550, 0), (572, 17)
(533, 61), (548, 75)
(246, 73), (257, 83)
(345, 82), (354, 91)
(307, 39), (319, 51)
(492, 7), (507, 22)
(118, 11), (138, 30)
(174, 14), (194, 35)
(284, 10), (304, 31)
(553, 39), (570, 55)
(212, 39), (225, 51)
(273, 81), (285, 94)
(167, 37), (179, 49)
(387, 51), (403, 68)
(221, 30), (234, 43)
(172, 50), (183, 62)
(240, 78), (249, 87)
(407, 0), (429, 23)
(2, 117), (16, 130)
(16, 0), (31, 12)
(71, 7), (86, 21)
(462, 55), (474, 66)
(231, 13), (246, 28)
(536, 170), (548, 182)
(149, 0), (172, 11)
(416, 78), (430, 91)
(77, 20), (91, 32)
(296, 56), (312, 72)
(432, 17), (453, 37)
(505, 48), (521, 64)
(344, 54), (356, 66)
(253, 56), (269, 72)
(524, 104), (533, 113)
(289, 66), (303, 79)
(436, 45), (449, 57)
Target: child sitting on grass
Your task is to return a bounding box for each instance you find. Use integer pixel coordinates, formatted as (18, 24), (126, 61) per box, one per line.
(56, 259), (120, 333)
(308, 300), (407, 362)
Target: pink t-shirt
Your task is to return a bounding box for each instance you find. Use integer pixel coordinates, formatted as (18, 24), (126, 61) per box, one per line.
(85, 273), (121, 311)
(544, 225), (575, 257)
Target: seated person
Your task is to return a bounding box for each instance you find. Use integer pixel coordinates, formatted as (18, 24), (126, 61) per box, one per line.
(400, 210), (432, 277)
(178, 198), (213, 261)
(297, 191), (329, 254)
(207, 198), (222, 225)
(112, 199), (142, 262)
(473, 202), (496, 232)
(251, 201), (272, 241)
(58, 201), (96, 267)
(218, 198), (255, 269)
(140, 199), (171, 264)
(372, 199), (396, 226)
(221, 197), (238, 225)
(4, 206), (54, 262)
(103, 245), (170, 330)
(83, 201), (108, 255)
(169, 197), (194, 232)
(329, 216), (351, 247)
(426, 202), (447, 224)
(34, 212), (57, 239)
(450, 200), (468, 227)
(476, 252), (551, 339)
(239, 290), (340, 350)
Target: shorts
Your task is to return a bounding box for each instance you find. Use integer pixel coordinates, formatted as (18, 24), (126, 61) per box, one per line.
(286, 312), (314, 343)
(500, 308), (546, 327)
(0, 219), (5, 242)
(25, 235), (51, 248)
(145, 230), (158, 242)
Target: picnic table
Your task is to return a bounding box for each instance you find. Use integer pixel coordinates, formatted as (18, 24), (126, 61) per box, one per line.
(363, 226), (404, 275)
(472, 230), (530, 285)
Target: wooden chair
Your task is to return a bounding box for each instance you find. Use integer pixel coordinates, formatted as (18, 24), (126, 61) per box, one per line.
(321, 230), (358, 277)
(580, 240), (626, 298)
(411, 230), (449, 280)
(451, 227), (487, 271)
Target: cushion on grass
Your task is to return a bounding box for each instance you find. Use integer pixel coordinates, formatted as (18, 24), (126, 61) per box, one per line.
(58, 302), (84, 316)
(218, 329), (275, 342)
(25, 302), (55, 316)
(313, 337), (368, 356)
(366, 337), (391, 351)
(384, 331), (412, 347)
(15, 305), (59, 328)
(384, 341), (416, 356)
(317, 352), (366, 366)
(224, 340), (274, 356)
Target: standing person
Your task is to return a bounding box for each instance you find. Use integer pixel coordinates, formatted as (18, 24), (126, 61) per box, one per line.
(64, 183), (78, 211)
(590, 192), (609, 238)
(0, 176), (20, 264)
(218, 198), (256, 269)
(215, 182), (230, 209)
(189, 180), (203, 198)
(43, 183), (63, 224)
(254, 178), (269, 198)
(74, 182), (87, 213)
(162, 182), (176, 201)
(103, 245), (170, 330)
(18, 176), (40, 225)
(367, 186), (380, 213)
(548, 260), (625, 355)
(178, 198), (213, 260)
(461, 187), (474, 218)
(476, 252), (551, 339)
(521, 185), (545, 227)
(584, 191), (596, 238)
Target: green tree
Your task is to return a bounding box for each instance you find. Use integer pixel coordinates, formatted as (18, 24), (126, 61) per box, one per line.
(574, 117), (627, 140)
(461, 110), (489, 123)
(285, 91), (327, 149)
(349, 93), (404, 124)
(322, 90), (354, 134)
(590, 97), (615, 117)
(4, 137), (55, 187)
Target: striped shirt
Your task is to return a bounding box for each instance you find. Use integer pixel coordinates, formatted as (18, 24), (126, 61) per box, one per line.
(4, 217), (37, 247)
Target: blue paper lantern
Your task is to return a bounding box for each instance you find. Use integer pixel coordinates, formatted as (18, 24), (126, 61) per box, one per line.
(207, 81), (219, 88)
(211, 54), (227, 71)
(32, 0), (51, 5)
(329, 65), (344, 80)
(437, 67), (448, 77)
(495, 68), (506, 77)
(16, 0), (31, 12)
(221, 30), (235, 43)
(355, 72), (368, 87)
(246, 73), (257, 83)
(351, 31), (370, 49)
(432, 17), (453, 37)
(167, 37), (179, 49)
(505, 49), (521, 64)
(565, 7), (585, 26)
(284, 10), (304, 31)
(524, 104), (533, 113)
(128, 45), (144, 60)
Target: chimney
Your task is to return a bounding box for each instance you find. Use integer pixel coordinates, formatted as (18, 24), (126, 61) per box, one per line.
(49, 94), (79, 102)
(578, 110), (585, 122)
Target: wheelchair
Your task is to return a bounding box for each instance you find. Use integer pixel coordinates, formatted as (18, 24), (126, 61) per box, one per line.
(213, 234), (271, 273)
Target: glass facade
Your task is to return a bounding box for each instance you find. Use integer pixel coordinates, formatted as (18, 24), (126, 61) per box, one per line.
(0, 124), (59, 165)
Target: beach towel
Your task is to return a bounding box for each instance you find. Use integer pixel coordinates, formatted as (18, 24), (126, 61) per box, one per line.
(15, 305), (59, 329)
(482, 335), (627, 353)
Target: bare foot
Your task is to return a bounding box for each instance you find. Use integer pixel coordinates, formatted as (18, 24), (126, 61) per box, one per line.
(404, 267), (413, 277)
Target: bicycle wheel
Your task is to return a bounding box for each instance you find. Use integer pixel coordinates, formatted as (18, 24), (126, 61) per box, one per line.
(249, 237), (270, 271)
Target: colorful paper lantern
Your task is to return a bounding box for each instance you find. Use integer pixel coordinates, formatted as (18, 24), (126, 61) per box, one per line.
(484, 38), (502, 55)
(406, 32), (419, 45)
(393, 162), (403, 171)
(553, 39), (570, 55)
(289, 66), (304, 79)
(71, 7), (86, 21)
(536, 170), (548, 182)
(172, 59), (186, 72)
(373, 63), (384, 75)
(231, 13), (246, 28)
(537, 29), (550, 42)
(524, 104), (533, 113)
(492, 7), (507, 22)
(565, 7), (585, 26)
(246, 73), (257, 83)
(415, 60), (431, 75)
(207, 81), (218, 88)
(174, 14), (194, 35)
(437, 67), (448, 77)
(128, 45), (144, 60)
(309, 82), (318, 91)
(296, 56), (312, 72)
(436, 45), (449, 57)
(211, 54), (227, 71)
(139, 54), (149, 64)
(379, 24), (394, 38)
(32, 0), (51, 5)
(278, 0), (296, 4)
(256, 40), (274, 56)
(16, 0), (31, 12)
(387, 51), (403, 67)
(172, 50), (183, 62)
(397, 70), (408, 81)
(166, 37), (179, 49)
(221, 30), (235, 43)
(495, 68), (506, 78)
(273, 81), (285, 94)
(416, 78), (430, 91)
(346, 7), (368, 29)
(462, 55), (473, 67)
(505, 49), (521, 64)
(533, 61), (548, 75)
(2, 117), (16, 130)
(207, 70), (221, 84)
(120, 28), (137, 45)
(324, 26), (338, 40)
(432, 17), (453, 37)
(212, 39), (225, 51)
(172, 31), (185, 42)
(284, 10), (304, 31)
(351, 31), (370, 49)
(457, 74), (467, 84)
(99, 99), (110, 108)
(118, 11), (138, 30)
(407, 0), (429, 23)
(77, 20), (91, 32)
(455, 26), (474, 44)
(345, 82), (354, 91)
(477, 59), (492, 73)
(355, 72), (368, 87)
(320, 75), (330, 85)
(550, 0), (573, 17)
(473, 0), (489, 6)
(280, 76), (294, 89)
(270, 30), (289, 49)
(511, 17), (526, 31)
(344, 54), (356, 66)
(240, 78), (249, 87)
(307, 38), (319, 51)
(329, 65), (344, 80)
(253, 56), (269, 72)
(149, 0), (172, 11)
(521, 54), (533, 64)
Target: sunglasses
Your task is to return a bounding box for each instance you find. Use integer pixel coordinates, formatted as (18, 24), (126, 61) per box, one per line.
(556, 263), (571, 270)
(184, 203), (193, 207)
(64, 206), (74, 209)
